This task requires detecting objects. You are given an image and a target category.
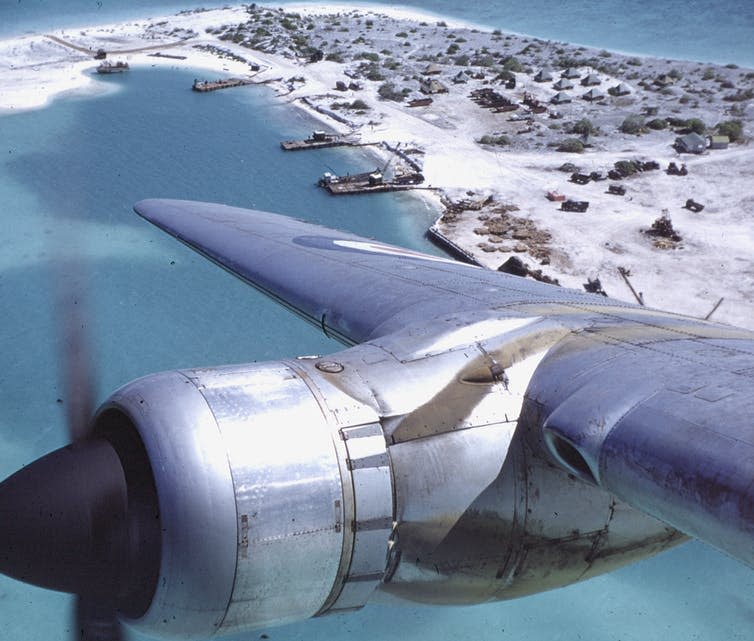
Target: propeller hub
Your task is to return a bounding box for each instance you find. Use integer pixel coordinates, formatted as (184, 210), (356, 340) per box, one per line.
(0, 430), (161, 619)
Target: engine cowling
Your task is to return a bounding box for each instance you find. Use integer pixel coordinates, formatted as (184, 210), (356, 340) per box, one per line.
(92, 360), (393, 638)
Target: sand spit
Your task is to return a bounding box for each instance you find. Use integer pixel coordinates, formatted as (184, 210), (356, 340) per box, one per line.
(1, 4), (753, 328)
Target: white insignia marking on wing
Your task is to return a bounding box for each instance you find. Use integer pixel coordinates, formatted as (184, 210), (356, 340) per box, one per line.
(333, 239), (463, 265)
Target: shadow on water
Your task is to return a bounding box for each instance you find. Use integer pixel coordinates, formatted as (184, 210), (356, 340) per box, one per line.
(0, 63), (442, 476)
(1, 66), (441, 249)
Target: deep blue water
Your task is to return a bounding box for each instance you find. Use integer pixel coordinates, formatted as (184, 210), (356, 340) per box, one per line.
(1, 2), (754, 641)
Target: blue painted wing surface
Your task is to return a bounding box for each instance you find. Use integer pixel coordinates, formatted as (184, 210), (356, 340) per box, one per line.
(135, 198), (754, 568)
(133, 199), (630, 345)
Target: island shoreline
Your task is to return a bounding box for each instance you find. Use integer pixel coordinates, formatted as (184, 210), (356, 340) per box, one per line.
(1, 3), (752, 329)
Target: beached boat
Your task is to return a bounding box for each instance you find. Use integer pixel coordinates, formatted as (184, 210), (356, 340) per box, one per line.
(96, 61), (129, 74)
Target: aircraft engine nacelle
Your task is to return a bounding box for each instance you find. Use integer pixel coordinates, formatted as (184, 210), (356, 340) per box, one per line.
(91, 360), (394, 639)
(0, 317), (685, 640)
(88, 321), (683, 639)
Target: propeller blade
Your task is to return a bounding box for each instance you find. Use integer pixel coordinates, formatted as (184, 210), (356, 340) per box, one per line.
(75, 597), (123, 641)
(56, 257), (97, 442)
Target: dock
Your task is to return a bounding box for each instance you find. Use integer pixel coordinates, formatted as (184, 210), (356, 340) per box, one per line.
(325, 181), (420, 195)
(281, 131), (349, 151)
(281, 131), (380, 151)
(148, 52), (187, 60)
(192, 78), (253, 92)
(319, 169), (425, 195)
(426, 226), (481, 266)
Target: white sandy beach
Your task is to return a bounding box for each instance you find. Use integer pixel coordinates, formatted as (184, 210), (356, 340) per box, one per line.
(1, 3), (753, 329)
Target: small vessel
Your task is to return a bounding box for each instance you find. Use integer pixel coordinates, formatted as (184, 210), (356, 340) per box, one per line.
(96, 61), (129, 74)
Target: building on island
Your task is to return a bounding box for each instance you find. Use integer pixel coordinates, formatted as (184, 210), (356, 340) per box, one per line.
(674, 132), (707, 154)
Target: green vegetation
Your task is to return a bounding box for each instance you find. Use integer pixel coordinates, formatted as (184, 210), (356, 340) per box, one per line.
(331, 99), (370, 111)
(620, 115), (645, 135)
(556, 139), (585, 153)
(686, 118), (707, 134)
(570, 118), (597, 136)
(614, 160), (639, 176)
(377, 82), (409, 101)
(472, 53), (495, 67)
(358, 61), (384, 81)
(500, 55), (523, 72)
(724, 88), (754, 102)
(716, 120), (743, 142)
(356, 51), (380, 62)
(280, 15), (300, 31)
(325, 52), (344, 63)
(646, 118), (668, 130)
(478, 134), (511, 146)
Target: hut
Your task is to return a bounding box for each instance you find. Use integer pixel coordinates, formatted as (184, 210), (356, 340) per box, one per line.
(708, 135), (730, 150)
(581, 73), (601, 86)
(534, 68), (554, 82)
(420, 79), (448, 95)
(609, 82), (631, 96)
(553, 78), (574, 91)
(582, 88), (605, 102)
(551, 91), (573, 104)
(423, 63), (443, 76)
(674, 132), (706, 154)
(654, 74), (675, 87)
(452, 71), (468, 84)
(561, 68), (581, 79)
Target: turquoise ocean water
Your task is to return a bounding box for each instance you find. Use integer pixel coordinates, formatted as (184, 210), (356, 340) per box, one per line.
(0, 2), (753, 641)
(2, 0), (754, 66)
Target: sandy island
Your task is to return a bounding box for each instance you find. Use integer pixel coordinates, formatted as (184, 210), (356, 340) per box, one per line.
(1, 3), (753, 329)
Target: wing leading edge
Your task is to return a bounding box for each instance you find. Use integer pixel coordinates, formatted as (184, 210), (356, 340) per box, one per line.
(133, 199), (631, 345)
(135, 198), (754, 569)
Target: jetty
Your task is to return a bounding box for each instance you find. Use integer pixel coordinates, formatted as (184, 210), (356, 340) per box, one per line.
(148, 52), (187, 61)
(318, 169), (424, 195)
(427, 226), (481, 266)
(192, 78), (253, 92)
(281, 131), (350, 151)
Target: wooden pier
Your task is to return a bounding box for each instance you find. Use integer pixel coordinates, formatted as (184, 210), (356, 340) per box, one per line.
(192, 78), (253, 92)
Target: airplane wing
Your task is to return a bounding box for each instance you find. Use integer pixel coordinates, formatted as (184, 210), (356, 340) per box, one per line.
(135, 198), (754, 569)
(134, 198), (635, 345)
